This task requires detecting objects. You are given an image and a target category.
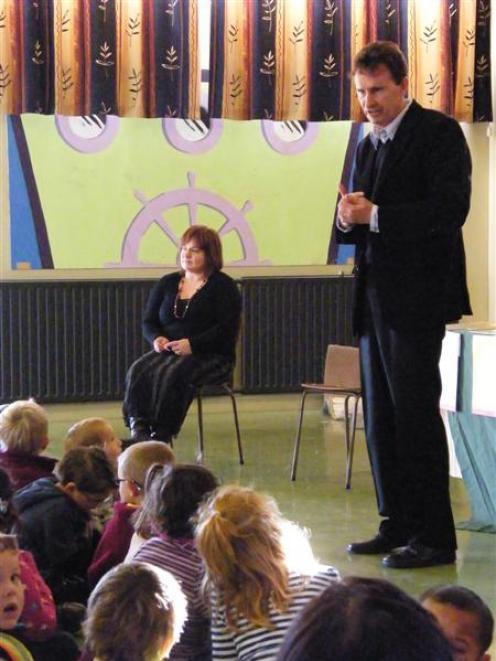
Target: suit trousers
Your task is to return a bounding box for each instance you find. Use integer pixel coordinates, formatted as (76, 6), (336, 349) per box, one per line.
(359, 284), (457, 550)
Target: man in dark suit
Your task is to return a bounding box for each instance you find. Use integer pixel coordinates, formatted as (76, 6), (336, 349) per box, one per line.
(337, 41), (472, 569)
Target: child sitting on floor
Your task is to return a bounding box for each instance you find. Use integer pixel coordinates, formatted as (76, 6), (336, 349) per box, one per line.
(88, 440), (175, 589)
(13, 447), (115, 605)
(0, 469), (56, 641)
(0, 401), (57, 492)
(132, 463), (218, 660)
(422, 585), (494, 661)
(64, 418), (122, 469)
(196, 485), (340, 661)
(64, 417), (122, 531)
(82, 562), (187, 661)
(0, 534), (79, 661)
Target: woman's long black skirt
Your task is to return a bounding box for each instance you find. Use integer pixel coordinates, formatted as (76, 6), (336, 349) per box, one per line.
(123, 350), (233, 438)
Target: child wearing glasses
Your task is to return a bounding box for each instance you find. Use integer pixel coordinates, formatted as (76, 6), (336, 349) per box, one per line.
(88, 441), (174, 589)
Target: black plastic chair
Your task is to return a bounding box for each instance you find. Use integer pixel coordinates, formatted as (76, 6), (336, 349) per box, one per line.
(194, 383), (244, 465)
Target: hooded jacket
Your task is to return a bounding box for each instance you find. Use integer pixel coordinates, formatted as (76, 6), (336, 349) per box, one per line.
(13, 477), (95, 603)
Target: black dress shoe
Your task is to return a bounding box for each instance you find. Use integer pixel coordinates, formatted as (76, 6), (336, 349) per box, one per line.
(128, 417), (151, 441)
(347, 534), (406, 555)
(382, 543), (456, 569)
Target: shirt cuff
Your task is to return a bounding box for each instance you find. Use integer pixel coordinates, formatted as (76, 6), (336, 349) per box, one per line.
(369, 205), (379, 233)
(336, 216), (353, 233)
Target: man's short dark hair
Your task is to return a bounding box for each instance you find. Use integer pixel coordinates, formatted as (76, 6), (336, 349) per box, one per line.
(353, 41), (408, 84)
(421, 584), (494, 654)
(277, 577), (453, 661)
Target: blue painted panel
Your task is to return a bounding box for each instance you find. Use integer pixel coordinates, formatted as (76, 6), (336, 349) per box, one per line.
(7, 117), (41, 269)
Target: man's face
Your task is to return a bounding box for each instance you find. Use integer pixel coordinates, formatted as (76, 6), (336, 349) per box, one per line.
(423, 599), (489, 661)
(354, 64), (408, 128)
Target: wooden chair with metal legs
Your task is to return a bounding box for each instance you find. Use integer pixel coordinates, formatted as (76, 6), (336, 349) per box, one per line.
(195, 383), (244, 465)
(290, 344), (362, 489)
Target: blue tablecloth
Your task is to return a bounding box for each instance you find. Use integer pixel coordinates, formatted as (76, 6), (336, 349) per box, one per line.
(448, 331), (496, 532)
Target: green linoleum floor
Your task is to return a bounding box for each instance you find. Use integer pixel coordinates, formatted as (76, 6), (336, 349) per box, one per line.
(44, 393), (496, 655)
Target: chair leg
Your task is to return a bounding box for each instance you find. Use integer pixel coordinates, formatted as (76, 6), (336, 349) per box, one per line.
(345, 395), (360, 490)
(223, 384), (244, 465)
(291, 391), (308, 481)
(196, 390), (204, 464)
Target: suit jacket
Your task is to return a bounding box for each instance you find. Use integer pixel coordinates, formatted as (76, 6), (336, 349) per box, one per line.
(339, 100), (472, 332)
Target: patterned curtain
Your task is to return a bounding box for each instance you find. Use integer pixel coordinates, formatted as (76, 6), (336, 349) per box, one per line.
(209, 0), (492, 122)
(0, 0), (200, 118)
(0, 0), (491, 121)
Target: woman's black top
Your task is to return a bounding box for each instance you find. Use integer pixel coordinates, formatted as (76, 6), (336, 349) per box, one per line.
(142, 271), (241, 361)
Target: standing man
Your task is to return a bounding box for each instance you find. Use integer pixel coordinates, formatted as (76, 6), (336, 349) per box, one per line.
(337, 41), (471, 569)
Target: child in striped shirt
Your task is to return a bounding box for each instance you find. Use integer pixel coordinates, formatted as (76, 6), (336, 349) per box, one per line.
(195, 485), (340, 661)
(132, 463), (218, 660)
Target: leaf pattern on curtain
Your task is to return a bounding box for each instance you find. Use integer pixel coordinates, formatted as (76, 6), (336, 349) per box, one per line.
(209, 0), (492, 122)
(0, 0), (200, 118)
(0, 0), (491, 121)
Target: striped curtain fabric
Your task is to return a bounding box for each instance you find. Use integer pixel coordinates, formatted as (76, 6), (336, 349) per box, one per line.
(0, 0), (491, 121)
(0, 0), (200, 118)
(209, 0), (492, 122)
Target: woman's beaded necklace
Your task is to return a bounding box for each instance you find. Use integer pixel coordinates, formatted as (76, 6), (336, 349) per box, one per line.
(173, 276), (207, 319)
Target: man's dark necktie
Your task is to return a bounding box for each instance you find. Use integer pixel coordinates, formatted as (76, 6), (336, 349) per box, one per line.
(372, 138), (391, 182)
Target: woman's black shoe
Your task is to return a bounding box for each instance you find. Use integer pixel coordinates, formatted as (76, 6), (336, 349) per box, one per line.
(128, 417), (151, 440)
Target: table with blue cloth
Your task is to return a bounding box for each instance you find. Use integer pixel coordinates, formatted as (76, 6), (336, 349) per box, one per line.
(447, 329), (496, 533)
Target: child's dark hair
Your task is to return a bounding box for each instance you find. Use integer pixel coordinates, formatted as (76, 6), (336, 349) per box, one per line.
(277, 577), (453, 661)
(421, 584), (494, 654)
(56, 447), (115, 495)
(141, 463), (217, 538)
(0, 468), (16, 532)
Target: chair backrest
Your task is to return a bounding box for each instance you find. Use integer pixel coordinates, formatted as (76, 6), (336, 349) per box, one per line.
(323, 345), (361, 389)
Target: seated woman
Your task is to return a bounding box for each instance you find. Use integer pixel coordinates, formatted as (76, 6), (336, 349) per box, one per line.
(195, 486), (339, 660)
(123, 225), (241, 442)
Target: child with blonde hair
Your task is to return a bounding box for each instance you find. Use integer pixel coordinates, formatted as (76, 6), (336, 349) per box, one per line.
(195, 485), (340, 661)
(64, 418), (122, 531)
(88, 441), (174, 589)
(82, 562), (187, 661)
(64, 418), (122, 468)
(0, 401), (56, 491)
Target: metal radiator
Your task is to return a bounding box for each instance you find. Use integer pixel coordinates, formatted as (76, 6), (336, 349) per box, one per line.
(0, 281), (153, 403)
(241, 276), (355, 393)
(0, 276), (355, 403)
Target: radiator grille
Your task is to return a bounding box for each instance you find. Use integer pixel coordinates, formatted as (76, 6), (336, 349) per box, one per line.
(0, 277), (355, 402)
(241, 276), (355, 393)
(0, 281), (152, 402)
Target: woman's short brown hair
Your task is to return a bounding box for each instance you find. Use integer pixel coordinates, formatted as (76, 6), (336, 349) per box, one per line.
(180, 225), (223, 274)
